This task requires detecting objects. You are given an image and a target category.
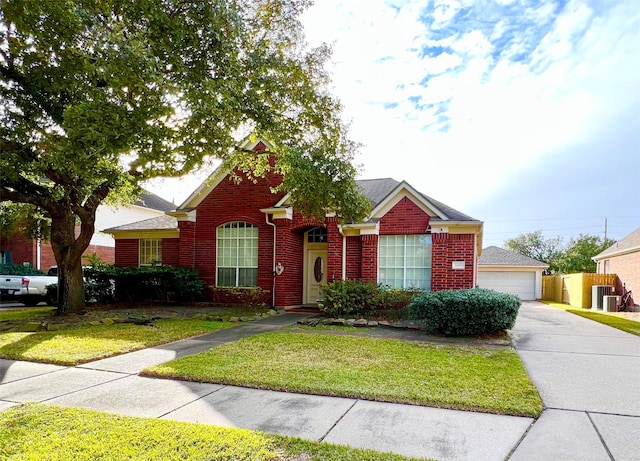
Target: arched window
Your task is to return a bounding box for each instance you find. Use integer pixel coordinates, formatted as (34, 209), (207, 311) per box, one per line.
(217, 222), (258, 287)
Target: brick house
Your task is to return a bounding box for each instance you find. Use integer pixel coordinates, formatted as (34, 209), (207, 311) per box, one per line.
(593, 227), (640, 303)
(106, 141), (484, 308)
(0, 190), (175, 270)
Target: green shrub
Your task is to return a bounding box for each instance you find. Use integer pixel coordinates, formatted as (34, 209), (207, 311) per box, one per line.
(210, 286), (270, 307)
(320, 280), (380, 318)
(377, 286), (421, 310)
(0, 263), (44, 276)
(320, 280), (420, 318)
(407, 288), (521, 336)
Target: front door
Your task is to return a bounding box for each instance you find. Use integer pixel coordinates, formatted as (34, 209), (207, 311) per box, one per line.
(305, 249), (327, 305)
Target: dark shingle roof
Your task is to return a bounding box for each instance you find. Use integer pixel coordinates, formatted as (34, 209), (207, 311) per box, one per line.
(356, 178), (401, 209)
(135, 190), (176, 212)
(594, 227), (640, 259)
(105, 215), (177, 232)
(479, 246), (548, 267)
(355, 178), (478, 222)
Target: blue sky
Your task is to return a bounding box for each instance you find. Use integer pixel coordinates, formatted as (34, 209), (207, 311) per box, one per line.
(147, 0), (640, 248)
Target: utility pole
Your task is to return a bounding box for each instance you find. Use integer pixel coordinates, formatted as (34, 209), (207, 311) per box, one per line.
(604, 217), (607, 241)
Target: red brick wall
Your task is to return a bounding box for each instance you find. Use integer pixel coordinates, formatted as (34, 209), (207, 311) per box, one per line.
(431, 233), (475, 291)
(326, 217), (343, 282)
(178, 221), (195, 267)
(602, 252), (640, 301)
(192, 170), (285, 293)
(162, 238), (180, 266)
(379, 197), (431, 235)
(360, 234), (378, 282)
(1, 234), (113, 269)
(345, 236), (362, 280)
(1, 233), (36, 266)
(273, 217), (304, 306)
(115, 239), (139, 267)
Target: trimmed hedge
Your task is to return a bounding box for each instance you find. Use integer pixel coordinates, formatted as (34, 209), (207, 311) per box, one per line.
(407, 288), (521, 336)
(46, 265), (207, 305)
(0, 263), (44, 276)
(320, 280), (421, 318)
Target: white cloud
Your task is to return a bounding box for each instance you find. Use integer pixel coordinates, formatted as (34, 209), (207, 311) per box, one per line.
(150, 0), (640, 227)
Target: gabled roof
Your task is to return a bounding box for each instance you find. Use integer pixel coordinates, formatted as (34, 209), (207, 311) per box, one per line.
(594, 227), (640, 260)
(358, 178), (480, 223)
(479, 246), (548, 267)
(135, 190), (176, 212)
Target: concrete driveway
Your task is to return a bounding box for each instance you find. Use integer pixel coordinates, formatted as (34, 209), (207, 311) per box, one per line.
(510, 301), (640, 460)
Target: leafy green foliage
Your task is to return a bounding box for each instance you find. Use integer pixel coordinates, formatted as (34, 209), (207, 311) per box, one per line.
(408, 289), (521, 336)
(0, 0), (369, 314)
(556, 234), (615, 273)
(321, 280), (421, 317)
(504, 231), (616, 274)
(0, 263), (43, 276)
(84, 265), (207, 303)
(144, 332), (542, 417)
(504, 230), (563, 274)
(321, 281), (421, 318)
(210, 286), (270, 307)
(321, 280), (380, 317)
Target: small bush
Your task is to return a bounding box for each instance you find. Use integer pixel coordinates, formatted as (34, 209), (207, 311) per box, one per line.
(210, 286), (270, 307)
(320, 280), (380, 318)
(407, 288), (521, 336)
(320, 280), (420, 318)
(377, 286), (421, 310)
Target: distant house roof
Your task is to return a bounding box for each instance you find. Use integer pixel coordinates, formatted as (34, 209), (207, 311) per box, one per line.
(594, 227), (640, 260)
(479, 246), (548, 268)
(104, 215), (177, 233)
(135, 190), (175, 212)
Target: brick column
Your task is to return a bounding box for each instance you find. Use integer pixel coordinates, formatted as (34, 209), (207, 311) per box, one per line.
(178, 221), (196, 268)
(326, 216), (343, 282)
(360, 234), (378, 282)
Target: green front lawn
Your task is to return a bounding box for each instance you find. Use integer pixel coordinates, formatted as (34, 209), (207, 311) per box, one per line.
(543, 301), (640, 336)
(0, 319), (233, 365)
(0, 404), (419, 461)
(143, 331), (542, 417)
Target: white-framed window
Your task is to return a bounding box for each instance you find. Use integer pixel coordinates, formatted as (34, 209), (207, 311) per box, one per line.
(378, 234), (432, 290)
(217, 221), (258, 287)
(0, 250), (11, 265)
(139, 239), (162, 267)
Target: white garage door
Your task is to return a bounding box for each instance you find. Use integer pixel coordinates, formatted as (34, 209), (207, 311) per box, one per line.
(478, 271), (536, 300)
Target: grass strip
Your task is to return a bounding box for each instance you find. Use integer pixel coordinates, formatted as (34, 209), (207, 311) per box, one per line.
(543, 301), (640, 336)
(0, 319), (232, 365)
(144, 331), (542, 417)
(0, 404), (420, 461)
(0, 306), (56, 322)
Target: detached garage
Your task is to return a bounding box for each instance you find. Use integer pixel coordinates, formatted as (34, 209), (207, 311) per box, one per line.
(478, 246), (549, 300)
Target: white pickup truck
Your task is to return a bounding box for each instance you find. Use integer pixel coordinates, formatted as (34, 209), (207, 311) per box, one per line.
(0, 267), (58, 306)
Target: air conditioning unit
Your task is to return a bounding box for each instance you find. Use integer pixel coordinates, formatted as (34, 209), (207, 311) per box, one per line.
(604, 295), (621, 312)
(592, 285), (614, 310)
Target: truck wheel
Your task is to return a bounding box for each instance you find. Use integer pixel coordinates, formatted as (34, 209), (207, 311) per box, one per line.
(22, 296), (42, 307)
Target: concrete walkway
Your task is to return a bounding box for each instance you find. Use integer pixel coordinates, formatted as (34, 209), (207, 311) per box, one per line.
(510, 301), (640, 461)
(1, 302), (640, 459)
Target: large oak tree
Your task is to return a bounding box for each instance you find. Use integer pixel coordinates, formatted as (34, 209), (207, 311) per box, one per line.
(1, 0), (370, 314)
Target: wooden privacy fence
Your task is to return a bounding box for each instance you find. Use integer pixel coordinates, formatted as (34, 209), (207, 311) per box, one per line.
(542, 273), (619, 308)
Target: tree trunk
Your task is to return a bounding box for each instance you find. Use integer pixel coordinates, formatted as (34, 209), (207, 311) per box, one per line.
(49, 207), (95, 315)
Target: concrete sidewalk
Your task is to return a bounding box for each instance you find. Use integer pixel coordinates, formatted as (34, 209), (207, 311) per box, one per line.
(0, 311), (532, 461)
(510, 301), (640, 461)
